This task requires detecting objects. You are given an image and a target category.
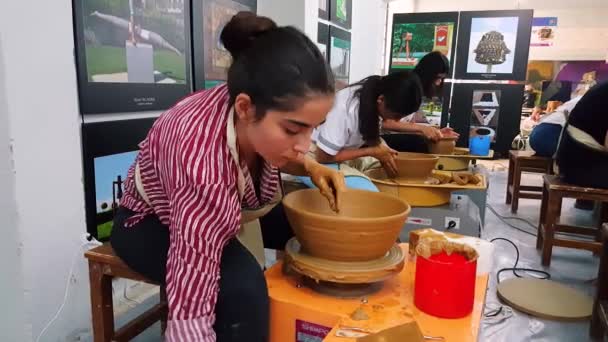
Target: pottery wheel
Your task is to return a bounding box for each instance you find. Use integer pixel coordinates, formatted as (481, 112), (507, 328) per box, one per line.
(497, 278), (593, 321)
(284, 238), (405, 285)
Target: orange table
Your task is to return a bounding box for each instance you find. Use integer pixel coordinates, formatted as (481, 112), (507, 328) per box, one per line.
(265, 244), (489, 342)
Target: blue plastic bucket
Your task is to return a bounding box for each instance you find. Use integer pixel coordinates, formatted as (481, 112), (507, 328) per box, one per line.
(469, 135), (491, 156)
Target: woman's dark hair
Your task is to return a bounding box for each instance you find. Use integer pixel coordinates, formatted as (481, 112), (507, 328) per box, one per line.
(414, 51), (450, 98)
(221, 12), (334, 118)
(350, 70), (422, 145)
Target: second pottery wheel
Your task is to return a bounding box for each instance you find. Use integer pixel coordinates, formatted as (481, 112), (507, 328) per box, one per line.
(284, 238), (405, 285)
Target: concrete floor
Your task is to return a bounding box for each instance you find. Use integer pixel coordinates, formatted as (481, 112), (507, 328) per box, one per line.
(122, 165), (600, 342)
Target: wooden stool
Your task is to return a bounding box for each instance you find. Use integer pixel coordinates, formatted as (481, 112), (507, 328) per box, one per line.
(85, 244), (167, 342)
(536, 175), (608, 266)
(590, 224), (608, 340)
(506, 150), (553, 213)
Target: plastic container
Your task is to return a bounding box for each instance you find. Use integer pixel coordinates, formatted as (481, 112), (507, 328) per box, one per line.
(414, 251), (477, 318)
(469, 135), (491, 156)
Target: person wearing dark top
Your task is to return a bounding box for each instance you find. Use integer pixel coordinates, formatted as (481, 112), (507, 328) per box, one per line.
(556, 81), (608, 189)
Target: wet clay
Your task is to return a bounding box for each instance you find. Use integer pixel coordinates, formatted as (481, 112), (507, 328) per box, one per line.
(350, 307), (370, 321)
(284, 238), (405, 284)
(356, 322), (425, 342)
(394, 152), (439, 181)
(428, 136), (458, 155)
(282, 189), (410, 262)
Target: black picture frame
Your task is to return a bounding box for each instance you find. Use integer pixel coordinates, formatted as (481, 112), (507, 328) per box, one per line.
(388, 12), (459, 76)
(440, 82), (453, 128)
(330, 0), (352, 30)
(82, 117), (157, 241)
(317, 22), (330, 63)
(318, 0), (329, 20)
(328, 25), (351, 89)
(192, 0), (257, 91)
(455, 9), (533, 81)
(448, 83), (524, 156)
(72, 0), (193, 114)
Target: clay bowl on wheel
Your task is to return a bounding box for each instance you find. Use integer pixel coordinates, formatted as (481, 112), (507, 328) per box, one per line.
(282, 189), (411, 262)
(428, 136), (458, 155)
(394, 152), (439, 181)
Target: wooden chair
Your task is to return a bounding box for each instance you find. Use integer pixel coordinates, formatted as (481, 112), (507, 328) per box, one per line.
(536, 175), (608, 266)
(85, 244), (167, 342)
(506, 150), (554, 213)
(590, 223), (608, 340)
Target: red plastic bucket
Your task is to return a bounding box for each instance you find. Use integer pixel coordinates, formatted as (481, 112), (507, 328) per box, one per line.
(414, 251), (477, 318)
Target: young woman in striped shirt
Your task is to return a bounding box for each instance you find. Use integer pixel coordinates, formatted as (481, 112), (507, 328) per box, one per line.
(110, 12), (345, 342)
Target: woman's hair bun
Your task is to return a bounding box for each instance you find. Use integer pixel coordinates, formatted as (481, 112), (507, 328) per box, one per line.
(220, 12), (277, 60)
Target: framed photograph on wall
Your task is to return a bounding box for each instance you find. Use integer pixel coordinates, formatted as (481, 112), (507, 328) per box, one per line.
(330, 0), (352, 30)
(82, 118), (156, 240)
(192, 0), (257, 90)
(328, 25), (351, 90)
(455, 10), (533, 80)
(317, 22), (330, 63)
(318, 0), (329, 20)
(72, 0), (193, 114)
(448, 83), (524, 156)
(389, 12), (459, 76)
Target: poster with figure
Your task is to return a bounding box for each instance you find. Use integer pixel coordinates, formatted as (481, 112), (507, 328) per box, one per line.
(317, 22), (330, 63)
(73, 0), (193, 113)
(82, 118), (156, 240)
(328, 25), (351, 90)
(389, 12), (459, 75)
(318, 0), (329, 19)
(466, 17), (518, 74)
(330, 0), (352, 29)
(455, 10), (533, 81)
(530, 17), (557, 47)
(192, 0), (256, 90)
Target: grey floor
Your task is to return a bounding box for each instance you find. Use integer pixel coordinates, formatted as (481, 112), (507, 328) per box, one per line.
(124, 167), (600, 342)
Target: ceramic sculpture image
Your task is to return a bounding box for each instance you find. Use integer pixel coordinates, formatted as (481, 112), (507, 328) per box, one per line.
(473, 31), (511, 73)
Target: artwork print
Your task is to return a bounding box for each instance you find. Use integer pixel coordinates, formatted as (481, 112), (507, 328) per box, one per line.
(330, 35), (351, 89)
(330, 0), (352, 29)
(94, 151), (138, 239)
(318, 0), (329, 19)
(203, 0), (252, 83)
(391, 22), (455, 69)
(471, 89), (501, 142)
(466, 17), (518, 74)
(82, 0), (187, 84)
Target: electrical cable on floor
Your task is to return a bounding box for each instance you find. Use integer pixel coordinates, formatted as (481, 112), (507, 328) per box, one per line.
(486, 203), (538, 236)
(490, 238), (551, 284)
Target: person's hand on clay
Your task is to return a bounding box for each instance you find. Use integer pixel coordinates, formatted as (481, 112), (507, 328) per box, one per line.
(530, 106), (542, 122)
(440, 127), (459, 138)
(373, 143), (399, 178)
(419, 125), (442, 142)
(304, 157), (346, 212)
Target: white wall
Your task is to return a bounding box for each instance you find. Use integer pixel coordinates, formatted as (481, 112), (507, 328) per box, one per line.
(259, 0), (388, 82)
(409, 0), (608, 61)
(0, 36), (28, 342)
(0, 1), (94, 341)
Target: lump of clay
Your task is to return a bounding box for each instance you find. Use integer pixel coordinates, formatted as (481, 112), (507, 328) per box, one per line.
(350, 306), (370, 321)
(415, 237), (478, 261)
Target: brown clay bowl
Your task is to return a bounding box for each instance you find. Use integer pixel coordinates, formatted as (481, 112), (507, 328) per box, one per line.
(282, 189), (411, 262)
(428, 136), (458, 155)
(394, 152), (439, 181)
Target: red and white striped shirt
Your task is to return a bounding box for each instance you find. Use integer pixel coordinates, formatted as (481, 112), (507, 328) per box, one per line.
(120, 84), (279, 341)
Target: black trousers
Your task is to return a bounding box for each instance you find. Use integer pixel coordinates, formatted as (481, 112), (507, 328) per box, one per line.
(111, 206), (294, 342)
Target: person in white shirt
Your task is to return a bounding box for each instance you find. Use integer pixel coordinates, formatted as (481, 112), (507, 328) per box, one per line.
(303, 70), (422, 191)
(529, 95), (582, 157)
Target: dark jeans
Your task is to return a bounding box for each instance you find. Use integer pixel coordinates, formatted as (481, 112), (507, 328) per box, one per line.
(382, 133), (429, 153)
(529, 123), (562, 157)
(111, 206), (294, 342)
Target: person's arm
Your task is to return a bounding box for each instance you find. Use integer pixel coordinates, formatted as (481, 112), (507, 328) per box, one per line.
(382, 119), (442, 141)
(165, 182), (240, 341)
(314, 145), (378, 164)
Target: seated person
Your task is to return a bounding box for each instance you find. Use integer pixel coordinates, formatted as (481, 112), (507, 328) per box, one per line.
(382, 51), (459, 153)
(556, 81), (608, 189)
(305, 70), (423, 191)
(528, 96), (581, 157)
